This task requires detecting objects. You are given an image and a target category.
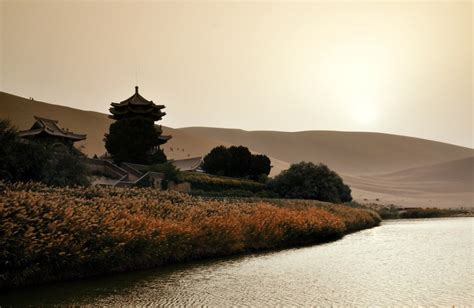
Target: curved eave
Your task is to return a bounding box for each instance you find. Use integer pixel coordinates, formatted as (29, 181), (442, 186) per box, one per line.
(19, 129), (86, 141)
(156, 135), (172, 145)
(159, 135), (172, 141)
(118, 93), (153, 106)
(110, 108), (128, 115)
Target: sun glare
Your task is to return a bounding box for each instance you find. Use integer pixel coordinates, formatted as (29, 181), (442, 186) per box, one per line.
(320, 41), (391, 128)
(354, 103), (377, 126)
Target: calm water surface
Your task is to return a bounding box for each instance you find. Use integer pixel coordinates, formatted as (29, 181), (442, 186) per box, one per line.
(1, 218), (473, 306)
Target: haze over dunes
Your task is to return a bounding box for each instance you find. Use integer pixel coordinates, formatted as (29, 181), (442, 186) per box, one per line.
(179, 127), (472, 176)
(1, 91), (472, 208)
(2, 1), (472, 148)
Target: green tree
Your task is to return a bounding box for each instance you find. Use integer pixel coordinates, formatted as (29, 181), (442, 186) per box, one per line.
(44, 150), (90, 186)
(104, 117), (167, 164)
(202, 145), (272, 180)
(0, 118), (90, 186)
(0, 119), (20, 180)
(227, 146), (252, 177)
(0, 119), (49, 182)
(268, 162), (352, 203)
(249, 154), (272, 181)
(202, 146), (231, 176)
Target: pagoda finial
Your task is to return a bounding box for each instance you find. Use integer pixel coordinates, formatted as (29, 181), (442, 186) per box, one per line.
(135, 86), (139, 94)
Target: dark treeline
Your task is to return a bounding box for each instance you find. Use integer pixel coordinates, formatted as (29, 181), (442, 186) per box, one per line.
(201, 145), (353, 203)
(0, 119), (89, 186)
(202, 145), (271, 181)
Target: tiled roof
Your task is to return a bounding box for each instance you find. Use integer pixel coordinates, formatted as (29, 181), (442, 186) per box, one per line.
(170, 157), (203, 171)
(111, 86), (165, 108)
(18, 116), (86, 141)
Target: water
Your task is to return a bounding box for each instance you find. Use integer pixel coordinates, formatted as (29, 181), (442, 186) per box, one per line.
(1, 218), (473, 306)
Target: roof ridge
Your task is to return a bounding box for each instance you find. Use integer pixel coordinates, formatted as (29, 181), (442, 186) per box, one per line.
(34, 115), (59, 123)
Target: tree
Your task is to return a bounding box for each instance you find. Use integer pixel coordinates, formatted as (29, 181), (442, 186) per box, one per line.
(44, 150), (90, 186)
(249, 154), (272, 181)
(202, 146), (231, 176)
(227, 146), (252, 177)
(268, 162), (352, 203)
(0, 119), (90, 186)
(0, 119), (49, 182)
(104, 117), (166, 164)
(202, 145), (272, 180)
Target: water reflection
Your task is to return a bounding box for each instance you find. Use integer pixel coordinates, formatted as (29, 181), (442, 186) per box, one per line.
(1, 218), (472, 306)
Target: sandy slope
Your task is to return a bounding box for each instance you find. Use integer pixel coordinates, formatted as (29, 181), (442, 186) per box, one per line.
(344, 156), (473, 207)
(1, 91), (472, 207)
(179, 127), (473, 175)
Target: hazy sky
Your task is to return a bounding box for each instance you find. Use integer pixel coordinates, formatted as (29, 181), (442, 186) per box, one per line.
(1, 1), (472, 147)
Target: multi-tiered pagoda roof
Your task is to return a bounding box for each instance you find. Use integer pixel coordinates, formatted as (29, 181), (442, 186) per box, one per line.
(109, 86), (171, 145)
(109, 86), (166, 121)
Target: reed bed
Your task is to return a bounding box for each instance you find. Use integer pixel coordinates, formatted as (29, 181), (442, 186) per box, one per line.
(0, 182), (380, 289)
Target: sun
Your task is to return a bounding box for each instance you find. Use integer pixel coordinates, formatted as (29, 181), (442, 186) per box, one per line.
(319, 40), (390, 129)
(354, 103), (377, 126)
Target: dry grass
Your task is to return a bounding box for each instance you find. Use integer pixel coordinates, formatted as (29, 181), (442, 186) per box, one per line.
(0, 182), (380, 289)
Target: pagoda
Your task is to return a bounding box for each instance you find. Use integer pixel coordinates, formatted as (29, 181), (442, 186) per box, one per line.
(19, 116), (86, 147)
(109, 86), (171, 145)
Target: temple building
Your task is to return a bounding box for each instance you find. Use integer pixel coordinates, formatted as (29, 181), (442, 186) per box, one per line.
(109, 86), (171, 145)
(19, 116), (86, 147)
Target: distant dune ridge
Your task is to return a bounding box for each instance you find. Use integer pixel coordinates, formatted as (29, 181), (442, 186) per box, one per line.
(1, 91), (472, 208)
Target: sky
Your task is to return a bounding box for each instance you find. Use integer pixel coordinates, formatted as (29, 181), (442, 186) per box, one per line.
(1, 1), (472, 148)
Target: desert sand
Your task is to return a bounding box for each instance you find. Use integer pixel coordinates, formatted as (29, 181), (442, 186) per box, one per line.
(1, 91), (472, 208)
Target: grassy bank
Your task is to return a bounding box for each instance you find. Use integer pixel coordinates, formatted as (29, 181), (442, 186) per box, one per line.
(0, 182), (380, 289)
(362, 203), (472, 219)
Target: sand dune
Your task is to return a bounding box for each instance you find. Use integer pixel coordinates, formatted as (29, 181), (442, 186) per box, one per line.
(179, 127), (473, 175)
(1, 91), (472, 207)
(344, 157), (473, 207)
(0, 92), (113, 157)
(374, 156), (474, 183)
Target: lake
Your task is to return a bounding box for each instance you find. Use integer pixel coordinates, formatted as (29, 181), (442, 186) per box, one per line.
(1, 217), (472, 306)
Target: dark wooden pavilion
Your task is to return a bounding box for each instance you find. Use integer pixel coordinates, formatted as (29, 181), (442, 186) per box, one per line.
(19, 116), (86, 147)
(109, 86), (171, 145)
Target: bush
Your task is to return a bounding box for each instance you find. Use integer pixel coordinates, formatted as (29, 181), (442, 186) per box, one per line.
(268, 162), (352, 203)
(202, 145), (271, 180)
(399, 208), (467, 219)
(44, 152), (90, 187)
(150, 162), (181, 183)
(181, 172), (266, 192)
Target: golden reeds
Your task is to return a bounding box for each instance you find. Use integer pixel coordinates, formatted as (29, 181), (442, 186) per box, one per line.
(0, 182), (380, 288)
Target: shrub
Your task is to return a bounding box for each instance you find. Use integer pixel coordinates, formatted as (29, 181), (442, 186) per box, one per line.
(268, 162), (352, 203)
(399, 208), (467, 219)
(181, 172), (266, 192)
(150, 162), (181, 183)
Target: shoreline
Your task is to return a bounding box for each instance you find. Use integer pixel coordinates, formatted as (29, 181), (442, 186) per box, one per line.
(0, 182), (380, 290)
